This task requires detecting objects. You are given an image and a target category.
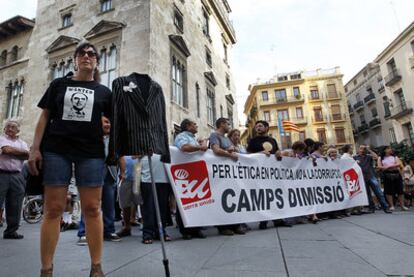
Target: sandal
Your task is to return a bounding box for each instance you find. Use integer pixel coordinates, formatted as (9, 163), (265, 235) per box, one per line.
(142, 239), (153, 244)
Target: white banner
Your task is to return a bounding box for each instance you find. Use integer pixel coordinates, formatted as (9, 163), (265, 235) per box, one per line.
(165, 147), (368, 227)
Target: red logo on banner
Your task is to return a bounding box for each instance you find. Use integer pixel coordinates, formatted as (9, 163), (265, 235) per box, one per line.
(343, 168), (362, 199)
(171, 161), (212, 206)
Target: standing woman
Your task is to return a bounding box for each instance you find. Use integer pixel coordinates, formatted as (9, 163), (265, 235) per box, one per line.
(228, 129), (247, 154)
(29, 42), (111, 277)
(378, 146), (408, 211)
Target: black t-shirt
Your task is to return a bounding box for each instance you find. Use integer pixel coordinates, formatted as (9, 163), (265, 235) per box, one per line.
(38, 76), (112, 158)
(247, 136), (279, 154)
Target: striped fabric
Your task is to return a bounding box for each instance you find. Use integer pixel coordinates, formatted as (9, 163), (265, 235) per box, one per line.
(109, 73), (170, 163)
(282, 120), (300, 132)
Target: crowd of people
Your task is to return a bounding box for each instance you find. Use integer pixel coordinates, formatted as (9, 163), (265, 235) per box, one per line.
(0, 41), (412, 277)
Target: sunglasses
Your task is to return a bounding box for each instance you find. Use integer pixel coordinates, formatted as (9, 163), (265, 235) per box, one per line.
(77, 50), (97, 58)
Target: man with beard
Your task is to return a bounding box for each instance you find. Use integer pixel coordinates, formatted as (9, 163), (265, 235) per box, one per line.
(247, 120), (291, 229)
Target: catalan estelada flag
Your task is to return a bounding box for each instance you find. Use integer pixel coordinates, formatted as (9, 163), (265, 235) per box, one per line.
(282, 120), (300, 132)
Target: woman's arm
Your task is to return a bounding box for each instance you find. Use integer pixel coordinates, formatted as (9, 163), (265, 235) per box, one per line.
(28, 109), (49, 175)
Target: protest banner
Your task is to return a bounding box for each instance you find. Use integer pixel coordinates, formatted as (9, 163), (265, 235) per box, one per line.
(165, 147), (368, 227)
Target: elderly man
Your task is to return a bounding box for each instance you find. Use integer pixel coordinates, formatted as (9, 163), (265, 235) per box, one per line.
(0, 120), (29, 239)
(174, 119), (208, 240)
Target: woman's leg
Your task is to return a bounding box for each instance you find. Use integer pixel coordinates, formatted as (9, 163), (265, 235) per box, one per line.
(78, 186), (103, 265)
(386, 194), (394, 208)
(40, 186), (68, 270)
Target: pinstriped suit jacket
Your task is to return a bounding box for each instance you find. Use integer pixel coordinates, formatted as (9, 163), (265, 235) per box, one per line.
(109, 73), (170, 163)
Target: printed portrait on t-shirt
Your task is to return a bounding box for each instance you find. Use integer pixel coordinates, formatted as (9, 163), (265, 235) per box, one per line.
(62, 87), (94, 122)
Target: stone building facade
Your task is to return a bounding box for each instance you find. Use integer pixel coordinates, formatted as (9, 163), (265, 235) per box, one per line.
(0, 0), (238, 143)
(242, 67), (354, 149)
(345, 21), (414, 147)
(344, 63), (392, 147)
(374, 22), (414, 146)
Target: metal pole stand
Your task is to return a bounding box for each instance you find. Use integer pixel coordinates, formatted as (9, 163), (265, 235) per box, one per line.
(148, 154), (170, 277)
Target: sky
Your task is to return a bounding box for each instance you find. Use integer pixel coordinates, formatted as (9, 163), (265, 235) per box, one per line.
(2, 0), (414, 123)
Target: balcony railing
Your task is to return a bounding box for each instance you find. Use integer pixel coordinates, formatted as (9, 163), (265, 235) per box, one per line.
(390, 101), (413, 119)
(268, 117), (308, 128)
(384, 68), (402, 86)
(308, 94), (323, 101)
(358, 123), (369, 133)
(348, 105), (354, 114)
(353, 101), (364, 111)
(330, 113), (346, 121)
(312, 115), (327, 123)
(369, 118), (381, 128)
(260, 95), (305, 105)
(327, 92), (340, 99)
(364, 93), (376, 104)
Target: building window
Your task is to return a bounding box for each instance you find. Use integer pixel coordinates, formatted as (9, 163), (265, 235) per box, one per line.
(359, 114), (366, 124)
(411, 40), (414, 53)
(62, 14), (72, 28)
(277, 75), (288, 82)
(0, 50), (7, 66)
(207, 86), (215, 126)
(331, 104), (342, 120)
(263, 111), (271, 122)
(310, 85), (319, 99)
(52, 59), (74, 79)
(396, 90), (407, 109)
(206, 48), (212, 68)
(275, 89), (287, 102)
(227, 100), (233, 127)
(371, 108), (378, 118)
(389, 128), (396, 143)
(277, 109), (289, 121)
(317, 128), (327, 144)
(327, 84), (338, 98)
(353, 79), (358, 85)
(335, 128), (346, 143)
(11, 46), (18, 62)
(100, 45), (118, 88)
(6, 81), (24, 119)
(290, 73), (301, 80)
(223, 43), (228, 63)
(173, 124), (181, 139)
(196, 83), (200, 118)
(313, 107), (323, 122)
(384, 101), (391, 117)
(281, 132), (292, 149)
(261, 91), (269, 101)
(171, 53), (187, 107)
(405, 123), (414, 145)
(202, 8), (210, 37)
(174, 7), (184, 33)
(296, 107), (303, 119)
(225, 74), (230, 89)
(100, 0), (112, 12)
(299, 131), (306, 142)
(293, 86), (300, 98)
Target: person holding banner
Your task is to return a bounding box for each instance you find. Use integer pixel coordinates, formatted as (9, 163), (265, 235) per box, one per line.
(174, 119), (207, 240)
(246, 120), (292, 229)
(209, 118), (245, 236)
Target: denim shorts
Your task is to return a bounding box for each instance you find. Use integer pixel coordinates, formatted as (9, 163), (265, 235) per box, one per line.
(42, 152), (105, 187)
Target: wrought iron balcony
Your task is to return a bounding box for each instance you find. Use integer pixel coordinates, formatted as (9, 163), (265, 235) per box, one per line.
(260, 95), (304, 105)
(353, 101), (364, 111)
(390, 101), (413, 119)
(358, 123), (369, 133)
(364, 93), (376, 104)
(384, 68), (402, 86)
(369, 118), (381, 128)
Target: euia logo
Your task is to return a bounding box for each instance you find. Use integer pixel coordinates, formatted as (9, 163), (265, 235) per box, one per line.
(171, 161), (212, 206)
(343, 168), (362, 199)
